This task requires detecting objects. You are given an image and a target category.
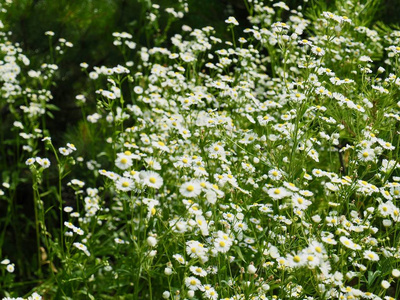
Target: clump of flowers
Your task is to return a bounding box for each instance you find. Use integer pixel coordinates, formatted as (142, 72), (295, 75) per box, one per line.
(1, 0), (400, 299)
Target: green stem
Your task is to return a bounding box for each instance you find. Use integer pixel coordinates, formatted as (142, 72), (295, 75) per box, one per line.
(32, 169), (42, 278)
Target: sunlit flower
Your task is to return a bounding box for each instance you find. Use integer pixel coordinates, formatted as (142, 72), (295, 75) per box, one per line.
(185, 276), (202, 291)
(180, 181), (202, 198)
(190, 266), (207, 277)
(115, 177), (135, 192)
(363, 250), (379, 261)
(141, 171), (163, 189)
(115, 154), (133, 170)
(267, 187), (291, 200)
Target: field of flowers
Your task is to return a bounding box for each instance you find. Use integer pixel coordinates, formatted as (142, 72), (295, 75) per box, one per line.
(1, 0), (400, 299)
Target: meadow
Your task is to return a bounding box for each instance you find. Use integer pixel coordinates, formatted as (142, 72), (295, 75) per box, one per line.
(0, 0), (400, 299)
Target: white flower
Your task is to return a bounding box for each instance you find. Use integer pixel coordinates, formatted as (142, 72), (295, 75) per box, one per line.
(292, 194), (311, 210)
(67, 143), (77, 151)
(287, 253), (306, 268)
(69, 179), (85, 188)
(359, 55), (372, 62)
(213, 237), (231, 253)
(312, 215), (321, 223)
(268, 169), (283, 180)
(186, 240), (207, 258)
(381, 280), (390, 289)
(59, 147), (72, 156)
(273, 1), (290, 10)
(115, 154), (133, 170)
(185, 276), (202, 291)
(204, 286), (218, 299)
(190, 265), (207, 277)
(187, 290), (195, 298)
(73, 242), (90, 256)
(147, 236), (158, 247)
(363, 250), (379, 261)
(6, 264), (14, 273)
(26, 157), (36, 165)
(89, 71), (98, 80)
(141, 171), (163, 189)
(134, 86), (143, 94)
(392, 269), (400, 277)
(37, 157), (51, 169)
(267, 187), (291, 200)
(339, 236), (361, 250)
(164, 267), (173, 275)
(180, 181), (202, 198)
(173, 254), (187, 265)
(115, 177), (135, 192)
(144, 157), (162, 170)
(247, 264), (257, 274)
(181, 52), (196, 63)
(312, 46), (325, 56)
(28, 292), (42, 300)
(225, 16), (239, 26)
(357, 148), (375, 162)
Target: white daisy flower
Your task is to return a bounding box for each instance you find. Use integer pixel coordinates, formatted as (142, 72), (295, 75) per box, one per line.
(115, 177), (135, 192)
(26, 157), (36, 165)
(363, 250), (379, 261)
(180, 181), (202, 198)
(185, 276), (202, 291)
(141, 171), (163, 189)
(190, 266), (207, 277)
(115, 154), (133, 170)
(267, 187), (291, 200)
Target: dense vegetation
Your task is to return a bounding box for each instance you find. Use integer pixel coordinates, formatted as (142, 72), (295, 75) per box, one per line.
(1, 0), (400, 299)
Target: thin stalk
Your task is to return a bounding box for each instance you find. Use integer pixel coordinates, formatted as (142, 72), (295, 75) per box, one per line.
(32, 169), (42, 278)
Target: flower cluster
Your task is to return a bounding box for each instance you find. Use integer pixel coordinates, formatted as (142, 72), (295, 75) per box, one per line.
(2, 0), (400, 299)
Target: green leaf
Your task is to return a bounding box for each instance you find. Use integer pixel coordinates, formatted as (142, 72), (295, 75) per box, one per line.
(46, 104), (61, 111)
(233, 246), (247, 263)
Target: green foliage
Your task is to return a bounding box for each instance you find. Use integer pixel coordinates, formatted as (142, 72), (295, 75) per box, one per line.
(1, 0), (400, 299)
